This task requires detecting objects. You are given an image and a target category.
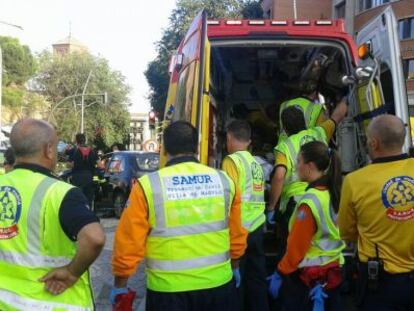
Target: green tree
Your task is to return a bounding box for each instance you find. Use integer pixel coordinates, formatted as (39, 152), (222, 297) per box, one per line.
(33, 51), (130, 147)
(241, 1), (264, 18)
(0, 36), (37, 110)
(145, 0), (260, 115)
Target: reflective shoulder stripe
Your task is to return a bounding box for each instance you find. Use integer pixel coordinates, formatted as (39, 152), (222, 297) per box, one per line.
(236, 153), (253, 201)
(0, 251), (71, 268)
(27, 177), (59, 254)
(300, 193), (328, 236)
(304, 102), (314, 127)
(0, 288), (92, 311)
(147, 172), (166, 229)
(146, 251), (229, 271)
(217, 170), (232, 217)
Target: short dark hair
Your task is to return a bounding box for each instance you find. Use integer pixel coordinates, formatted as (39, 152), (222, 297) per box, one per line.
(75, 133), (86, 145)
(281, 106), (306, 136)
(4, 148), (15, 166)
(227, 120), (251, 142)
(163, 121), (198, 156)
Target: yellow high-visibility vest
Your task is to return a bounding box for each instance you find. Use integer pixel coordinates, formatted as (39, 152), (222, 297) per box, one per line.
(289, 188), (345, 267)
(0, 168), (94, 311)
(139, 162), (235, 292)
(227, 151), (265, 232)
(274, 126), (327, 212)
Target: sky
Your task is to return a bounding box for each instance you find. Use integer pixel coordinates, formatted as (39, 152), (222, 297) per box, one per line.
(0, 0), (177, 113)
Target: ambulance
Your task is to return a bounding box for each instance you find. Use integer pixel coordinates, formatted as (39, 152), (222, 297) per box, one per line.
(161, 6), (412, 173)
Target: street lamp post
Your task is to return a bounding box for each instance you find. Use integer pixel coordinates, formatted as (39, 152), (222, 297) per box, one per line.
(81, 70), (93, 134)
(48, 92), (107, 131)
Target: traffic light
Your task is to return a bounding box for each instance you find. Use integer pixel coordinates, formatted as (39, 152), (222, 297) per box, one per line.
(149, 110), (156, 129)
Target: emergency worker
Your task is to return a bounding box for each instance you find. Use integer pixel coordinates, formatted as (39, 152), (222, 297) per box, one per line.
(268, 141), (345, 311)
(111, 121), (248, 311)
(222, 120), (268, 311)
(278, 83), (326, 143)
(0, 119), (105, 310)
(338, 115), (414, 311)
(268, 98), (347, 260)
(66, 133), (97, 207)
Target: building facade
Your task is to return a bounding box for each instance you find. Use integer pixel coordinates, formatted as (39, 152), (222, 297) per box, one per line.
(129, 112), (150, 151)
(262, 0), (332, 20)
(331, 0), (414, 108)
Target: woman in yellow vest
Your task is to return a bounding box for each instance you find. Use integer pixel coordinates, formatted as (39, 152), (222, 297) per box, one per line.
(268, 141), (345, 311)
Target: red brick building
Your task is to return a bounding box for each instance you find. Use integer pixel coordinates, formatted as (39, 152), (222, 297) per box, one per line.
(261, 0), (332, 20)
(353, 0), (414, 106)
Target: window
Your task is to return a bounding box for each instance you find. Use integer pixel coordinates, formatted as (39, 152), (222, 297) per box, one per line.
(399, 18), (414, 40)
(108, 155), (125, 173)
(403, 59), (414, 80)
(359, 0), (390, 12)
(136, 154), (159, 171)
(335, 2), (346, 19)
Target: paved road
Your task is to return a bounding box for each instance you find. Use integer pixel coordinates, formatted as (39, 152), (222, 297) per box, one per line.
(90, 217), (146, 311)
(90, 218), (356, 311)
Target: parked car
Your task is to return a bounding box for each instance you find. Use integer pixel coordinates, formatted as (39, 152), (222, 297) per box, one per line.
(103, 151), (160, 217)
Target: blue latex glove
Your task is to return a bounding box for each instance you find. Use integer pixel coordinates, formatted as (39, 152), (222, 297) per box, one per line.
(266, 210), (276, 225)
(309, 284), (328, 311)
(267, 271), (282, 299)
(109, 287), (129, 305)
(233, 268), (241, 288)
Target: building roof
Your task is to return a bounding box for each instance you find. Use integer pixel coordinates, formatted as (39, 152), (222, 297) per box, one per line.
(53, 35), (86, 47)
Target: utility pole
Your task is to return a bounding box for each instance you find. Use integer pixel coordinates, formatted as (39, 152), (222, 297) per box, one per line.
(81, 70), (93, 134)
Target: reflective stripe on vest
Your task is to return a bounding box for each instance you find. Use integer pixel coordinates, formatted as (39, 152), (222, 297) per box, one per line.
(147, 171), (231, 237)
(146, 251), (230, 271)
(279, 98), (321, 129)
(228, 152), (265, 232)
(280, 127), (327, 186)
(0, 289), (92, 311)
(0, 171), (94, 310)
(293, 192), (345, 268)
(0, 177), (69, 267)
(141, 162), (234, 292)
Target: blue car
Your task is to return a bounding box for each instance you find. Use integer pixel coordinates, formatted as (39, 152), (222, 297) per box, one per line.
(102, 151), (159, 217)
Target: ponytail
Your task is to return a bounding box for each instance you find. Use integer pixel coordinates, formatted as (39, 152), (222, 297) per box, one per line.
(326, 150), (342, 212)
(300, 141), (342, 212)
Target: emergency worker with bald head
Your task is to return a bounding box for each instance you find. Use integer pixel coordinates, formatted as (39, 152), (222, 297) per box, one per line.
(338, 115), (414, 311)
(0, 119), (105, 310)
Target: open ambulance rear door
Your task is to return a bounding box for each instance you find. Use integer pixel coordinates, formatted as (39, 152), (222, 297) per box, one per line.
(356, 6), (412, 154)
(162, 10), (211, 165)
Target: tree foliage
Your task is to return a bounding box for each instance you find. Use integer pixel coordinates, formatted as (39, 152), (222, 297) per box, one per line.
(145, 0), (263, 116)
(33, 51), (130, 147)
(0, 36), (37, 110)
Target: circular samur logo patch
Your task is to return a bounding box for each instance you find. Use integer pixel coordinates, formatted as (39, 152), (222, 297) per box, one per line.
(381, 176), (414, 221)
(0, 186), (22, 239)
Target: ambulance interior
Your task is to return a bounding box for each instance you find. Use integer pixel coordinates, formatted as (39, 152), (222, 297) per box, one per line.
(207, 41), (352, 171)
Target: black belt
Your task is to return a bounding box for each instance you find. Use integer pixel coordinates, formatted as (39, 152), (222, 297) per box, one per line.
(359, 262), (414, 279)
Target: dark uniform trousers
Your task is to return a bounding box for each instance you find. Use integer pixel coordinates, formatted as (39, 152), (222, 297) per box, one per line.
(357, 263), (414, 311)
(280, 272), (343, 311)
(146, 281), (239, 311)
(239, 224), (269, 311)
